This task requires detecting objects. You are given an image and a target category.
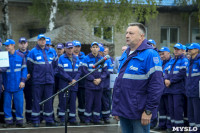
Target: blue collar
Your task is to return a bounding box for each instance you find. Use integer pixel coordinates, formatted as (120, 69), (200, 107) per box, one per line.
(88, 53), (101, 58)
(36, 44), (49, 50)
(125, 39), (153, 55)
(64, 53), (76, 59)
(9, 50), (16, 56)
(192, 53), (200, 60)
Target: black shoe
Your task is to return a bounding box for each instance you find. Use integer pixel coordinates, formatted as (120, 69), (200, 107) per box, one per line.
(26, 121), (32, 125)
(153, 126), (166, 131)
(166, 128), (173, 133)
(46, 122), (58, 127)
(104, 119), (110, 124)
(16, 123), (26, 128)
(69, 121), (80, 126)
(85, 122), (90, 125)
(2, 123), (13, 128)
(150, 125), (156, 129)
(93, 121), (103, 125)
(80, 120), (85, 123)
(59, 122), (65, 126)
(33, 123), (39, 127)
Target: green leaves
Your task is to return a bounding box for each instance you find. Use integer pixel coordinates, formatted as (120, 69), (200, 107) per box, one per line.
(28, 0), (159, 32)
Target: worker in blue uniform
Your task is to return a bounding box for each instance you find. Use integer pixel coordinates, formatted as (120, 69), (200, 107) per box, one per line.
(27, 34), (58, 127)
(57, 42), (81, 126)
(0, 38), (7, 124)
(112, 23), (164, 133)
(72, 40), (86, 123)
(185, 43), (200, 133)
(154, 47), (171, 131)
(16, 37), (32, 124)
(80, 42), (108, 125)
(99, 45), (113, 124)
(2, 39), (27, 128)
(164, 43), (189, 133)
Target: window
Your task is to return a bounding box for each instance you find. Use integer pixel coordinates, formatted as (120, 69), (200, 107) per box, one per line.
(160, 27), (179, 49)
(93, 26), (113, 43)
(192, 28), (200, 43)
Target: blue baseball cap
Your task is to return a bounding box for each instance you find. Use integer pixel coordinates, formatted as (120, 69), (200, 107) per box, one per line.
(187, 43), (200, 50)
(182, 45), (186, 50)
(148, 39), (156, 45)
(46, 37), (51, 45)
(173, 43), (183, 50)
(98, 43), (104, 47)
(37, 34), (46, 40)
(19, 37), (27, 43)
(91, 42), (99, 47)
(73, 40), (81, 47)
(65, 42), (74, 48)
(99, 46), (105, 52)
(159, 47), (170, 53)
(56, 43), (64, 49)
(3, 39), (15, 45)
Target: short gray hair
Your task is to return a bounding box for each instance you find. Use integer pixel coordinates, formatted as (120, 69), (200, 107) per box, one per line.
(128, 22), (146, 36)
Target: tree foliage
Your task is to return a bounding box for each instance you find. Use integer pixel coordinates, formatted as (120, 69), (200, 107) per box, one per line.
(29, 0), (158, 33)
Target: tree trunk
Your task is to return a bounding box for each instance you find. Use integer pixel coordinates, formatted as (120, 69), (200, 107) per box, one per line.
(2, 0), (11, 39)
(47, 0), (58, 32)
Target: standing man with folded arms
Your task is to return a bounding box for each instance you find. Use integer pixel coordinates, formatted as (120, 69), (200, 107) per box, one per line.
(112, 23), (164, 133)
(185, 43), (200, 133)
(27, 34), (58, 127)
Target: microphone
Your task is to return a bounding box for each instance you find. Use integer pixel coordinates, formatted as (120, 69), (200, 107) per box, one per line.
(92, 55), (110, 68)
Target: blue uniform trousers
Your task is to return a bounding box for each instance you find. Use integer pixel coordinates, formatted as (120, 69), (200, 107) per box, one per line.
(101, 88), (111, 120)
(158, 94), (169, 129)
(168, 94), (185, 128)
(0, 92), (4, 123)
(31, 84), (54, 123)
(58, 90), (77, 123)
(77, 86), (85, 122)
(0, 83), (2, 99)
(24, 81), (32, 123)
(4, 90), (24, 124)
(187, 97), (200, 133)
(84, 89), (103, 123)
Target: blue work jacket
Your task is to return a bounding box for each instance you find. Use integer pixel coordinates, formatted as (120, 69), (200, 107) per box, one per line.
(76, 51), (85, 88)
(58, 54), (81, 91)
(162, 57), (171, 94)
(27, 44), (58, 85)
(103, 58), (113, 89)
(112, 39), (164, 120)
(185, 54), (200, 97)
(80, 53), (108, 90)
(164, 54), (188, 94)
(3, 50), (27, 92)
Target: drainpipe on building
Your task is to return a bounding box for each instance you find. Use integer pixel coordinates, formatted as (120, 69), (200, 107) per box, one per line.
(188, 12), (193, 43)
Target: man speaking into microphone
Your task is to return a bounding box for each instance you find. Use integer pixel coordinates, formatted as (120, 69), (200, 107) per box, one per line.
(112, 23), (164, 133)
(80, 42), (108, 125)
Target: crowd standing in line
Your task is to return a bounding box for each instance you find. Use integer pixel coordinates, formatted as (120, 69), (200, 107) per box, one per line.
(0, 22), (199, 133)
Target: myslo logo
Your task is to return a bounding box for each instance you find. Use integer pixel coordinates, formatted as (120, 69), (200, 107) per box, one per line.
(172, 127), (198, 132)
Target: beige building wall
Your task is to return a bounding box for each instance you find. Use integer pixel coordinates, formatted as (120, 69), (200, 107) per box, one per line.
(147, 12), (189, 49)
